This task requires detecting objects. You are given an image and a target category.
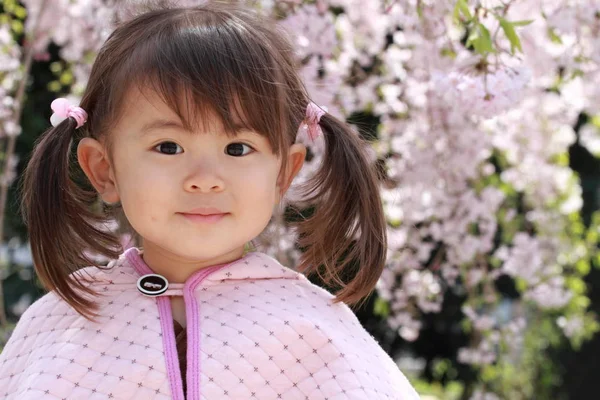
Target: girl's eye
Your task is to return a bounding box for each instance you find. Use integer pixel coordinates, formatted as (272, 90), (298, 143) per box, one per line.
(153, 142), (253, 156)
(226, 143), (254, 157)
(154, 141), (183, 155)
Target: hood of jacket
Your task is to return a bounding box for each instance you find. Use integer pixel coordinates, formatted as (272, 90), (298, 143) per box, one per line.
(76, 247), (308, 297)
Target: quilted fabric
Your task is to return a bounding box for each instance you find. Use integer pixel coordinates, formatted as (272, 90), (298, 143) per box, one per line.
(0, 247), (420, 399)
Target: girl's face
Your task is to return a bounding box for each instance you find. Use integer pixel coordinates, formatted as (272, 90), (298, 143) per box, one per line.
(77, 87), (305, 278)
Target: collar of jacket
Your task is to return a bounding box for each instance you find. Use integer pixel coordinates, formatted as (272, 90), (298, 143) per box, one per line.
(74, 247), (307, 297)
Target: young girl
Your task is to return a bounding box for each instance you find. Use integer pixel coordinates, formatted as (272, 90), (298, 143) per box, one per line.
(0, 2), (419, 399)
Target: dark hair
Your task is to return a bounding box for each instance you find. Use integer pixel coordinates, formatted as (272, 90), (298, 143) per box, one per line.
(20, 1), (387, 319)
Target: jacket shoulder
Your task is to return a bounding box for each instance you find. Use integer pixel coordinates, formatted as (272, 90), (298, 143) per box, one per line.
(2, 290), (66, 347)
(0, 291), (68, 396)
(258, 277), (421, 399)
(301, 280), (419, 398)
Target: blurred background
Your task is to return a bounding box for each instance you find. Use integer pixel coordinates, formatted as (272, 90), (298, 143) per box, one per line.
(1, 1), (600, 399)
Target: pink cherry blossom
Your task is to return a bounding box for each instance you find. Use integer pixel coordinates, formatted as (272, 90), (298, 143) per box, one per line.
(2, 2), (598, 395)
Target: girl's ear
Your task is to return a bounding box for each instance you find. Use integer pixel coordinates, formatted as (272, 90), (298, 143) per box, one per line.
(276, 143), (306, 203)
(77, 137), (120, 204)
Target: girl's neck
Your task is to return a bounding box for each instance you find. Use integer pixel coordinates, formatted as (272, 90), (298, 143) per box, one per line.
(137, 242), (246, 283)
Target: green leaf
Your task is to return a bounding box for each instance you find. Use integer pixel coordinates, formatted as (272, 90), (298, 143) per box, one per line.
(466, 23), (495, 55)
(59, 71), (73, 85)
(14, 6), (26, 20)
(547, 27), (563, 44)
(452, 3), (460, 24)
(373, 297), (390, 317)
(466, 28), (480, 50)
(441, 47), (458, 59)
(515, 277), (527, 293)
(49, 62), (63, 74)
(575, 260), (591, 275)
(47, 81), (62, 92)
(499, 17), (523, 54)
(10, 19), (22, 34)
(512, 19), (535, 26)
(477, 23), (494, 54)
(554, 152), (569, 167)
(566, 276), (586, 295)
(481, 364), (499, 381)
(453, 0), (472, 24)
(457, 0), (472, 19)
(4, 0), (14, 13)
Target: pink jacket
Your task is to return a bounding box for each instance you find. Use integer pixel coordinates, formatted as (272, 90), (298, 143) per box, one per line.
(0, 247), (419, 399)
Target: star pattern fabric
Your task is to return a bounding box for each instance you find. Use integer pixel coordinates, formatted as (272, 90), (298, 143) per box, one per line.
(0, 248), (420, 399)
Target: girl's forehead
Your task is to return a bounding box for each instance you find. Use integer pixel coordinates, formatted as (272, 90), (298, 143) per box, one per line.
(122, 87), (183, 120)
(117, 86), (254, 137)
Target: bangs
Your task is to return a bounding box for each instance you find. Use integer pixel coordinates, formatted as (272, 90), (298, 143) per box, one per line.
(109, 6), (297, 155)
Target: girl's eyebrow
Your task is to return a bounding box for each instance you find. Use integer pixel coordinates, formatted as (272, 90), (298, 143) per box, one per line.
(140, 119), (185, 135)
(139, 118), (251, 136)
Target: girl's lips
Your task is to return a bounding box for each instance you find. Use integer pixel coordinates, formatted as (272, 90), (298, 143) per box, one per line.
(179, 212), (228, 223)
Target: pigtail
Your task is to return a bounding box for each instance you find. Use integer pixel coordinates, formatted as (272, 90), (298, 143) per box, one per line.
(295, 114), (387, 308)
(20, 118), (122, 320)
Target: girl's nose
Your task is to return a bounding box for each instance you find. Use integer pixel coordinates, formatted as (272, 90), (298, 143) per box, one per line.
(183, 162), (225, 193)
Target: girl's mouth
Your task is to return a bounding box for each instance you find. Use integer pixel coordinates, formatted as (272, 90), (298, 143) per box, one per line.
(178, 212), (229, 223)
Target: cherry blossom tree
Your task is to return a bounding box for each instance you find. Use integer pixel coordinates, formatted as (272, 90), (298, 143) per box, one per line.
(1, 0), (599, 398)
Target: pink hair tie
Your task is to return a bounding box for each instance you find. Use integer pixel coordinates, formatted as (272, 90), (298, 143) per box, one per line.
(50, 98), (88, 129)
(302, 102), (326, 142)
